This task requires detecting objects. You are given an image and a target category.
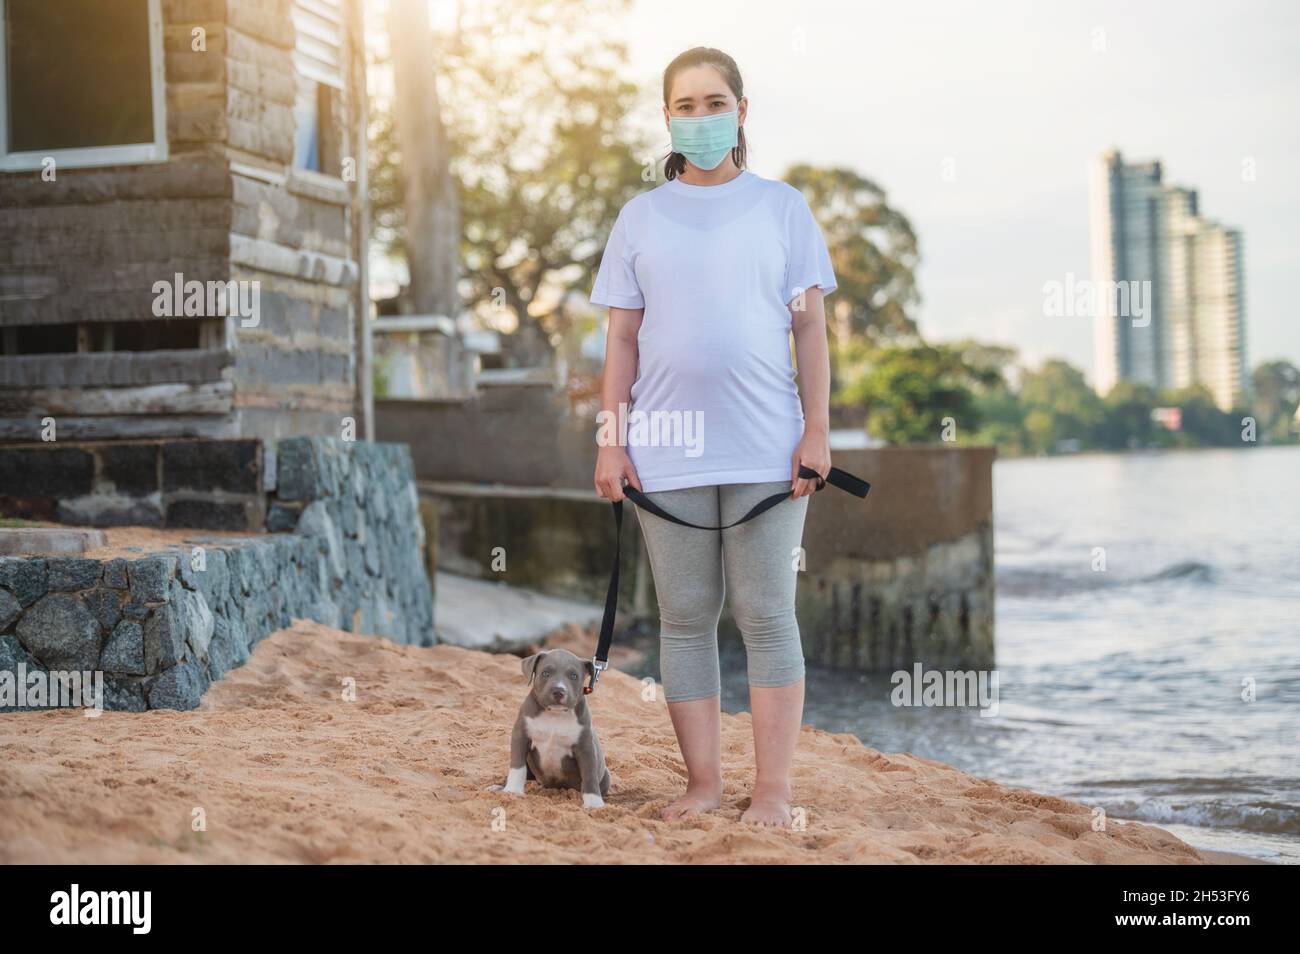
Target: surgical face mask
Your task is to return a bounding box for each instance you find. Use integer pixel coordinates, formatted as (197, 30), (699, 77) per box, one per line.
(668, 109), (739, 171)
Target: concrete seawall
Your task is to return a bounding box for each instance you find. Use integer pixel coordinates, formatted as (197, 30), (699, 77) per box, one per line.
(382, 392), (995, 673)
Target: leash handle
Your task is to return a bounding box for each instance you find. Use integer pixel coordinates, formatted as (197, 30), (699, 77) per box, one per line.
(585, 464), (870, 693)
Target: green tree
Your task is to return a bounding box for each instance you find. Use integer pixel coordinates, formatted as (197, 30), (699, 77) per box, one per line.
(784, 165), (921, 344)
(1097, 381), (1162, 450)
(1250, 360), (1300, 443)
(839, 343), (983, 444)
(370, 0), (649, 365)
(1017, 360), (1106, 453)
(1164, 384), (1240, 446)
(971, 384), (1028, 453)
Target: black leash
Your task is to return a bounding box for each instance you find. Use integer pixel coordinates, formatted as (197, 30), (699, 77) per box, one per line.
(584, 464), (871, 693)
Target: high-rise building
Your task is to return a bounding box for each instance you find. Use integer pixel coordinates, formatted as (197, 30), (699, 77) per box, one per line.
(1089, 150), (1248, 410)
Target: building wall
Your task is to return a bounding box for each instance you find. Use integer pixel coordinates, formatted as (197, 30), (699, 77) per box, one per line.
(0, 0), (236, 440)
(1189, 226), (1248, 409)
(1090, 151), (1167, 395)
(224, 0), (364, 441)
(1089, 150), (1249, 410)
(0, 0), (366, 442)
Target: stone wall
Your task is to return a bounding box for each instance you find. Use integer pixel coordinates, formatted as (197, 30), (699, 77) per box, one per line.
(0, 439), (266, 528)
(1, 437), (434, 712)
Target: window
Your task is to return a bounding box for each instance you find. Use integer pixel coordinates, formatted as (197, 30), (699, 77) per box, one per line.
(293, 80), (340, 174)
(0, 0), (167, 170)
(291, 0), (344, 176)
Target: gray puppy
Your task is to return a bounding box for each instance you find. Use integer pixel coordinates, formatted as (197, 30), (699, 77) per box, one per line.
(501, 649), (611, 809)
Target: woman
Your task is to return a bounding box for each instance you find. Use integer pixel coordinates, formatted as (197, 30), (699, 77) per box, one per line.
(590, 47), (837, 827)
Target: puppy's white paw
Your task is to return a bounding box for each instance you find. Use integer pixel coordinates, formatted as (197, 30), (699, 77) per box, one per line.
(582, 792), (606, 810)
(502, 766), (527, 795)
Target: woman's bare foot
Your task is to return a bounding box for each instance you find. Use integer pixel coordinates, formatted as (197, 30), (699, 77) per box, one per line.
(660, 781), (722, 820)
(741, 785), (793, 827)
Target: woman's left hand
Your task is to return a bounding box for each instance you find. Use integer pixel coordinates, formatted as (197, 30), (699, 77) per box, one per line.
(791, 426), (832, 499)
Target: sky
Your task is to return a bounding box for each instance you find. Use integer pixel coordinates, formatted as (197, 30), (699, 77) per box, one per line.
(612, 0), (1300, 379)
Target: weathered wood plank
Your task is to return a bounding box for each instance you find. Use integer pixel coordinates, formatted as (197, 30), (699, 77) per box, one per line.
(0, 414), (239, 441)
(168, 83), (229, 144)
(231, 174), (350, 255)
(226, 56), (297, 106)
(0, 155), (230, 208)
(234, 383), (355, 411)
(0, 381), (233, 416)
(162, 0), (229, 23)
(228, 0), (294, 47)
(0, 349), (232, 389)
(229, 234), (358, 286)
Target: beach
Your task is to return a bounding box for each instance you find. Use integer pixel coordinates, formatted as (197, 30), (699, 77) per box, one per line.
(0, 619), (1260, 864)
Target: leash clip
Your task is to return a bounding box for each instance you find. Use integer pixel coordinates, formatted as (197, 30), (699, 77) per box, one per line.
(584, 656), (609, 695)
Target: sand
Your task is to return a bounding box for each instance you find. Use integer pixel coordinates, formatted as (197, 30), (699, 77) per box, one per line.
(0, 620), (1248, 864)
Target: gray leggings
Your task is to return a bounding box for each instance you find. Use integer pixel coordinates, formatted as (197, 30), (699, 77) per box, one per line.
(633, 480), (810, 703)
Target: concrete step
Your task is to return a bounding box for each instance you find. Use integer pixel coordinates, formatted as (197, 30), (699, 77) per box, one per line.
(433, 571), (603, 653)
(0, 527), (108, 556)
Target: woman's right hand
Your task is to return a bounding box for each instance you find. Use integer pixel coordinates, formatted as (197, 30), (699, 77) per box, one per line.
(595, 445), (642, 502)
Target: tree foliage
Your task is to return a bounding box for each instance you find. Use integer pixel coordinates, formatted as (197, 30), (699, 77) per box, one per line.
(371, 0), (649, 364)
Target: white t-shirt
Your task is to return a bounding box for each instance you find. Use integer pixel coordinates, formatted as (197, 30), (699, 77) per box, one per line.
(590, 169), (838, 492)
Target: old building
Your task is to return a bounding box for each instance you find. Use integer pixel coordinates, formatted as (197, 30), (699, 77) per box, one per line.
(0, 0), (373, 441)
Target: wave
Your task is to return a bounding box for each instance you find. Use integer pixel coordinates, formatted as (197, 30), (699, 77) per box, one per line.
(1141, 560), (1214, 583)
(996, 560), (1215, 597)
(1107, 797), (1300, 837)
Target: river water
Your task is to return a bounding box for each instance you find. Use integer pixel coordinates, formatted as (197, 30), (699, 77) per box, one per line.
(714, 445), (1300, 862)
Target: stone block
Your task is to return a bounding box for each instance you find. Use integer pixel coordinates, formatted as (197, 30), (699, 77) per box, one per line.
(102, 621), (146, 675)
(146, 661), (209, 711)
(46, 558), (102, 591)
(99, 443), (160, 496)
(0, 447), (94, 498)
(165, 498), (252, 530)
(129, 554), (177, 603)
(102, 675), (148, 712)
(83, 588), (123, 632)
(0, 557), (48, 607)
(103, 558), (130, 589)
(0, 588), (20, 630)
(162, 439), (260, 493)
(15, 593), (102, 671)
(144, 605), (185, 673)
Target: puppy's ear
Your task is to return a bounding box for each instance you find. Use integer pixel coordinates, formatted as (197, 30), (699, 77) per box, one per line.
(583, 659), (596, 681)
(521, 651), (547, 682)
